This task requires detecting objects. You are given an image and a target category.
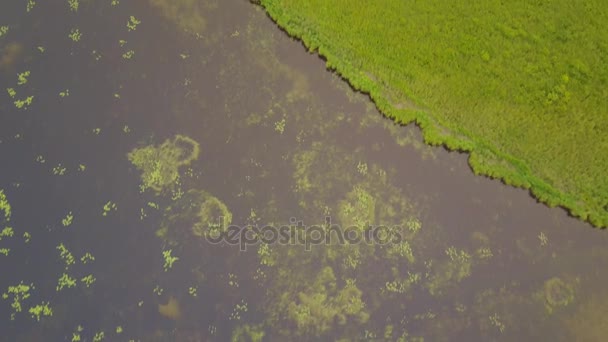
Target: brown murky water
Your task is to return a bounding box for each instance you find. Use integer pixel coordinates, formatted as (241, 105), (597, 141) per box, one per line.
(0, 0), (607, 341)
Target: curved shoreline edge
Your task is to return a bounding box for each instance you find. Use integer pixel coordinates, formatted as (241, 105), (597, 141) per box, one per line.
(255, 0), (608, 228)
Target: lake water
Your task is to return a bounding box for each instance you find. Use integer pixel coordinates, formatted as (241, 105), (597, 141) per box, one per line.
(1, 1), (607, 341)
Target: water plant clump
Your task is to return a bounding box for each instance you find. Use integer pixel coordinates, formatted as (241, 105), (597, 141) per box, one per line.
(128, 135), (200, 193)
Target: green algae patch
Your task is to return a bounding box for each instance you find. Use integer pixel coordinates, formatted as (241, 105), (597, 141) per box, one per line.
(258, 0), (608, 227)
(157, 189), (232, 244)
(128, 135), (200, 193)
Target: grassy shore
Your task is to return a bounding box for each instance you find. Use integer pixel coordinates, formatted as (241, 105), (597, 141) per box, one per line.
(259, 0), (608, 227)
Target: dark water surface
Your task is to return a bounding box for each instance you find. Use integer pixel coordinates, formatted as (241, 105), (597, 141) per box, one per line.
(1, 1), (607, 341)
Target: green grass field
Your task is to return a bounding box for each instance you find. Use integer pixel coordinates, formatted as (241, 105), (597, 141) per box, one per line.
(259, 0), (608, 227)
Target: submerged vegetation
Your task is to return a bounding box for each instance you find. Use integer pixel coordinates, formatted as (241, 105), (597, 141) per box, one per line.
(258, 0), (608, 227)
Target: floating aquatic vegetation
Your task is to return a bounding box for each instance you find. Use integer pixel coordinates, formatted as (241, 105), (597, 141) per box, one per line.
(2, 282), (33, 320)
(102, 201), (117, 216)
(80, 252), (95, 264)
(127, 16), (141, 31)
(57, 243), (75, 269)
(0, 26), (8, 37)
(80, 275), (96, 288)
(56, 273), (77, 291)
(62, 211), (74, 227)
(274, 118), (286, 134)
(122, 50), (134, 59)
(52, 164), (67, 176)
(28, 302), (52, 321)
(59, 89), (70, 97)
(26, 0), (36, 12)
(128, 135), (200, 193)
(0, 190), (10, 222)
(6, 88), (16, 98)
(14, 96), (34, 110)
(92, 331), (104, 342)
(542, 277), (575, 313)
(538, 232), (548, 247)
(162, 249), (179, 271)
(229, 300), (249, 321)
(188, 286), (197, 297)
(17, 70), (30, 85)
(67, 0), (79, 12)
(68, 28), (82, 42)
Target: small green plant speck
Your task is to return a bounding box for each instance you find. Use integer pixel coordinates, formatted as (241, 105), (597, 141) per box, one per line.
(81, 275), (96, 288)
(80, 252), (95, 264)
(116, 326), (123, 334)
(59, 89), (70, 97)
(62, 211), (74, 227)
(26, 0), (36, 12)
(23, 232), (31, 243)
(68, 0), (79, 12)
(29, 302), (52, 321)
(3, 282), (34, 320)
(0, 248), (9, 256)
(7, 88), (16, 98)
(0, 227), (14, 240)
(56, 273), (77, 291)
(539, 232), (548, 246)
(57, 243), (75, 268)
(102, 201), (117, 216)
(53, 164), (67, 176)
(122, 50), (135, 59)
(69, 28), (82, 42)
(93, 331), (105, 342)
(14, 96), (34, 109)
(0, 26), (8, 37)
(189, 286), (197, 297)
(274, 118), (286, 134)
(127, 16), (141, 31)
(162, 249), (179, 271)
